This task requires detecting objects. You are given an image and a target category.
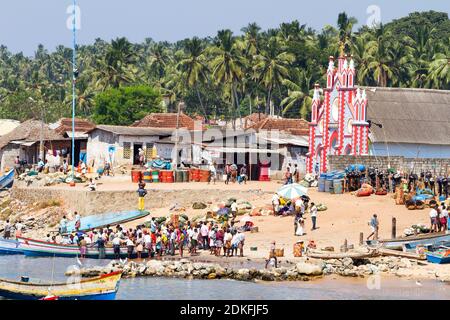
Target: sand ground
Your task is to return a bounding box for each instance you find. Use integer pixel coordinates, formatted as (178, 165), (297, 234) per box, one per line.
(54, 177), (434, 260)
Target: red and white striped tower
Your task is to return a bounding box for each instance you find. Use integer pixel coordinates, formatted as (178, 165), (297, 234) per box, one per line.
(360, 89), (369, 155)
(322, 56), (335, 173)
(307, 83), (321, 173)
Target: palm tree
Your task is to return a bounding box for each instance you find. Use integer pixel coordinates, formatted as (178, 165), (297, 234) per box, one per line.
(281, 68), (314, 119)
(428, 39), (450, 89)
(241, 23), (261, 56)
(366, 25), (396, 87)
(146, 43), (173, 81)
(337, 12), (357, 56)
(94, 37), (137, 89)
(253, 37), (294, 114)
(177, 37), (209, 118)
(209, 29), (245, 128)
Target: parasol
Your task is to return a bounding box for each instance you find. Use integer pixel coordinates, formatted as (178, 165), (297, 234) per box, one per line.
(277, 183), (308, 200)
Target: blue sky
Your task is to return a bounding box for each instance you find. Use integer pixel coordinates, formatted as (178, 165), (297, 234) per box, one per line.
(0, 0), (448, 56)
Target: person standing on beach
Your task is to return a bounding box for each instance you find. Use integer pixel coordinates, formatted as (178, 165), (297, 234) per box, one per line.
(3, 220), (11, 239)
(112, 235), (121, 259)
(310, 203), (318, 231)
(137, 181), (147, 211)
(429, 206), (438, 233)
(272, 193), (280, 215)
(367, 214), (379, 240)
(440, 204), (448, 232)
(200, 222), (209, 250)
(79, 236), (87, 259)
(225, 164), (232, 185)
(74, 212), (81, 231)
(231, 200), (238, 219)
(265, 241), (278, 269)
(96, 234), (106, 259)
(208, 162), (217, 185)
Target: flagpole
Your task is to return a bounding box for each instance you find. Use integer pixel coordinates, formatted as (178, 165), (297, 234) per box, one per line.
(71, 0), (77, 181)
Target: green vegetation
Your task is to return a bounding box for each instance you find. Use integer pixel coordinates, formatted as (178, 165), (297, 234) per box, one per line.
(0, 11), (448, 124)
(92, 85), (162, 126)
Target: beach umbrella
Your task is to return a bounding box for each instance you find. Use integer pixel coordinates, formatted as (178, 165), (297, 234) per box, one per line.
(277, 183), (308, 200)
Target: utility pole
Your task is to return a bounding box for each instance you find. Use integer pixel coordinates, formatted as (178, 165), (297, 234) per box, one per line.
(71, 0), (77, 181)
(173, 101), (184, 170)
(40, 105), (44, 161)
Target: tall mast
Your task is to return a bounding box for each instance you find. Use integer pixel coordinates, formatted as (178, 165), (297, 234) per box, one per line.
(71, 0), (77, 179)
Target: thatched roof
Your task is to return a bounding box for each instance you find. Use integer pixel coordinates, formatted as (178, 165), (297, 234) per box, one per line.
(365, 87), (450, 145)
(0, 120), (65, 150)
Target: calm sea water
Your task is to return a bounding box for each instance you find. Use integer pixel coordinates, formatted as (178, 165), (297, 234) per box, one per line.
(0, 256), (448, 300)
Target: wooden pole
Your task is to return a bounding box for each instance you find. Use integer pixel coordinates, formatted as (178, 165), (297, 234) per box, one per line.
(359, 232), (364, 246)
(391, 217), (397, 239)
(343, 239), (348, 252)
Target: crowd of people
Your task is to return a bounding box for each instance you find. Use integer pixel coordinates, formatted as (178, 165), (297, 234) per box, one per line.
(270, 192), (318, 237)
(54, 216), (247, 260)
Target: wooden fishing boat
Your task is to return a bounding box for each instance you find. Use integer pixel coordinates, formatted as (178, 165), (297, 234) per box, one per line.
(0, 271), (122, 300)
(0, 238), (23, 255)
(378, 248), (426, 260)
(307, 250), (378, 260)
(64, 210), (150, 234)
(17, 237), (149, 259)
(367, 232), (450, 251)
(425, 247), (450, 264)
(0, 170), (14, 189)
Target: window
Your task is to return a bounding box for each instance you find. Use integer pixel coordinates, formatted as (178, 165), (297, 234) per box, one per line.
(123, 142), (131, 159)
(145, 143), (154, 159)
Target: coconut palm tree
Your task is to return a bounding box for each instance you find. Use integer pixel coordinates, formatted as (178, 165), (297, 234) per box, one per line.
(209, 29), (246, 128)
(281, 68), (314, 119)
(365, 25), (396, 87)
(253, 37), (294, 114)
(428, 39), (450, 89)
(177, 37), (210, 118)
(337, 12), (358, 56)
(146, 43), (173, 81)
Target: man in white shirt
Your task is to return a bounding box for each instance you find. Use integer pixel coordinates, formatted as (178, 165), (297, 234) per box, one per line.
(231, 200), (238, 218)
(440, 204), (449, 232)
(112, 236), (122, 259)
(272, 194), (280, 215)
(429, 207), (438, 233)
(310, 203), (318, 231)
(200, 222), (209, 250)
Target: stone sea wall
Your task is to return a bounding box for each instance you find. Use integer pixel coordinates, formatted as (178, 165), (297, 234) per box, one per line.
(10, 186), (269, 216)
(65, 256), (450, 282)
(329, 155), (450, 173)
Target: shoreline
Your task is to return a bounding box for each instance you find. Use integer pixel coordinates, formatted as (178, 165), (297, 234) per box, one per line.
(66, 252), (450, 283)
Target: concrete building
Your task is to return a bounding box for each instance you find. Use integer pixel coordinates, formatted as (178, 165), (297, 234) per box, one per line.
(365, 87), (450, 159)
(86, 125), (185, 167)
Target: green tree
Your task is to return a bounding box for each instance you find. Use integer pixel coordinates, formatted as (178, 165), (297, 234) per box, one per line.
(92, 85), (162, 125)
(253, 37), (294, 114)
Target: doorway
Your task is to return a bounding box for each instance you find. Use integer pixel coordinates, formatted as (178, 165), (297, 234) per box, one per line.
(133, 143), (143, 165)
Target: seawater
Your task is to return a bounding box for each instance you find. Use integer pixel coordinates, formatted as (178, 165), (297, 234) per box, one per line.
(0, 256), (447, 300)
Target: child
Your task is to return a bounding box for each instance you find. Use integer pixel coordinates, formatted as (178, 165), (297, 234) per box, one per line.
(137, 184), (147, 211)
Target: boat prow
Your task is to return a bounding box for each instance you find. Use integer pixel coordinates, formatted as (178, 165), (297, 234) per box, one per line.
(0, 271), (122, 300)
(0, 170), (14, 190)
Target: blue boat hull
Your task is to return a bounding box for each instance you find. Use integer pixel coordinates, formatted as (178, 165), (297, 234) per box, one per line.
(0, 170), (14, 190)
(64, 210), (150, 233)
(0, 239), (23, 255)
(0, 289), (117, 300)
(426, 254), (450, 264)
